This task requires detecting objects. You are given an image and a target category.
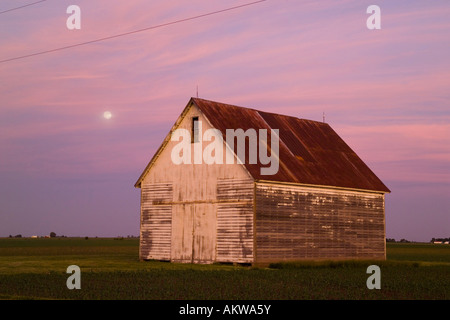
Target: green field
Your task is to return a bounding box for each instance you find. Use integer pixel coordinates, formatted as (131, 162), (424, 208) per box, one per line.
(0, 238), (449, 300)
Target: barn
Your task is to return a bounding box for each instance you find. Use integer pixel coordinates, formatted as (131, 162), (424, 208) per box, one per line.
(134, 98), (390, 265)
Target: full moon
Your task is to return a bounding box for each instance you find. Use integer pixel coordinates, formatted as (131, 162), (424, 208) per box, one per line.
(103, 111), (112, 120)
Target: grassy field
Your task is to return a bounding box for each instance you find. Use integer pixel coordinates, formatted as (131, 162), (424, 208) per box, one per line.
(0, 237), (449, 300)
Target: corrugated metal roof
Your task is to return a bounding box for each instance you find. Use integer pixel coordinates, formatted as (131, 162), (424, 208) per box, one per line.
(192, 98), (390, 193)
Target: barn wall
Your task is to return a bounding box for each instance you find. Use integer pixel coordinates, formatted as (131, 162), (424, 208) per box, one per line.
(140, 183), (172, 260)
(254, 182), (385, 263)
(140, 103), (254, 263)
(216, 179), (254, 263)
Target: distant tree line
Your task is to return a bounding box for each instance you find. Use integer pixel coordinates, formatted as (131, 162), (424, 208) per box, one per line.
(387, 237), (450, 243)
(430, 237), (450, 243)
(7, 233), (139, 238)
(386, 238), (411, 243)
(8, 232), (67, 238)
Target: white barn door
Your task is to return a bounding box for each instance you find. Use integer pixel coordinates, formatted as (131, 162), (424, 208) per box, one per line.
(172, 203), (216, 263)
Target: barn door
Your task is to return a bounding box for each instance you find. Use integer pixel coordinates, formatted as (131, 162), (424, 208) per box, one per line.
(172, 203), (215, 263)
(192, 203), (215, 263)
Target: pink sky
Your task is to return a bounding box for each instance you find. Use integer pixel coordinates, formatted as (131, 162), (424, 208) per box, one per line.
(0, 0), (449, 241)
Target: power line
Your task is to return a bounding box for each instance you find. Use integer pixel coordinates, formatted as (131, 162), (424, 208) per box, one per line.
(0, 0), (47, 15)
(0, 0), (266, 64)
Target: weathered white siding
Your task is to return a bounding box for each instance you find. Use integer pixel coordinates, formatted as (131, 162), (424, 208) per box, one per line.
(140, 183), (172, 260)
(216, 179), (254, 263)
(254, 182), (385, 263)
(139, 103), (253, 263)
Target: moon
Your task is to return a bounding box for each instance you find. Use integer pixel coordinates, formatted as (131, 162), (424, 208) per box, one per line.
(103, 111), (112, 120)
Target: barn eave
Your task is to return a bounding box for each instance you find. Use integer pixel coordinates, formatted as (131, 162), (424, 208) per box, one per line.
(254, 179), (390, 195)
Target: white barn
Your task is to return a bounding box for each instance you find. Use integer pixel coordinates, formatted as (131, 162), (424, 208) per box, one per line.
(135, 98), (390, 264)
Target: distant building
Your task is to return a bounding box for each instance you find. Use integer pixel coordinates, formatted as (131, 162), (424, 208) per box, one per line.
(135, 98), (390, 264)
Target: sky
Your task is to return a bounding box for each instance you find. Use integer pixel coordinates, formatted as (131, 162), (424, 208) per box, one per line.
(0, 0), (449, 242)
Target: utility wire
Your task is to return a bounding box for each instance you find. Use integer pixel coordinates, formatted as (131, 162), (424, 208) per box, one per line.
(0, 0), (47, 15)
(0, 0), (266, 64)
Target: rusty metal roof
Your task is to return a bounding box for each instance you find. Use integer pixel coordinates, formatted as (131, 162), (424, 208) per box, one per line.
(192, 98), (390, 193)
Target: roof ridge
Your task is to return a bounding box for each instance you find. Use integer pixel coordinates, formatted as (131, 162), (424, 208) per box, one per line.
(191, 97), (326, 125)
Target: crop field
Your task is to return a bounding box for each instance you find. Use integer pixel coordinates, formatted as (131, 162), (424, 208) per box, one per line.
(0, 237), (449, 300)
